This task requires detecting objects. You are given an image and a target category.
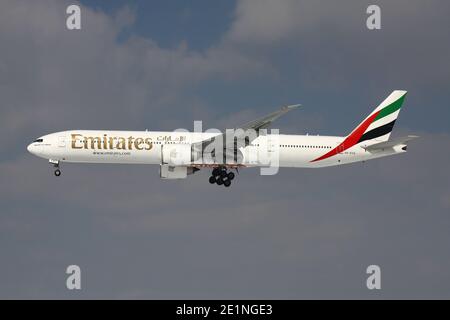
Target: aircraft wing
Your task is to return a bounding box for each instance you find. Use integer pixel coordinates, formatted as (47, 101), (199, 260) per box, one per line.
(190, 104), (301, 166)
(239, 104), (302, 131)
(196, 104), (301, 147)
(363, 135), (419, 151)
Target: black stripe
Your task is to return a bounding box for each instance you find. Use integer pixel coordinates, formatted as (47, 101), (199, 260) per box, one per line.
(358, 119), (396, 143)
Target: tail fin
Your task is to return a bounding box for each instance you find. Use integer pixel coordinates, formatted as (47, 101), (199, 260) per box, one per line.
(348, 90), (407, 145)
(311, 91), (408, 162)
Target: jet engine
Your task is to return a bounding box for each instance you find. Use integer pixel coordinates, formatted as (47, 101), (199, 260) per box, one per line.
(161, 144), (202, 166)
(160, 165), (199, 179)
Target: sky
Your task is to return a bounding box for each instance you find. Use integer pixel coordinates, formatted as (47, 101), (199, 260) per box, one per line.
(0, 0), (450, 299)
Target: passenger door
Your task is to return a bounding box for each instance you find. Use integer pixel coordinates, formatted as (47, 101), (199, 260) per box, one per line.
(58, 135), (66, 148)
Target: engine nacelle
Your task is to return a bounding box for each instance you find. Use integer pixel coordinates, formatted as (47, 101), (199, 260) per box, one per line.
(159, 165), (200, 179)
(161, 144), (201, 165)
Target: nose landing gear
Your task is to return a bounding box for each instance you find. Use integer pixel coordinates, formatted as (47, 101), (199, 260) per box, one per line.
(49, 159), (61, 177)
(209, 167), (235, 187)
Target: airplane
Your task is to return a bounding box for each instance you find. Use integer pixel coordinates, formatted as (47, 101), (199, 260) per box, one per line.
(27, 90), (417, 187)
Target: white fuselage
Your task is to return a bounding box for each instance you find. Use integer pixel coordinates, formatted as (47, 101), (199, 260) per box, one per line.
(27, 130), (406, 168)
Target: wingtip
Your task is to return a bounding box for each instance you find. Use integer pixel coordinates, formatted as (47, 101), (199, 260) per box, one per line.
(284, 104), (302, 110)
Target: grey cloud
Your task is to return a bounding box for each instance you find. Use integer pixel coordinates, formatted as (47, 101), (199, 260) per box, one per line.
(0, 0), (273, 153)
(223, 0), (450, 96)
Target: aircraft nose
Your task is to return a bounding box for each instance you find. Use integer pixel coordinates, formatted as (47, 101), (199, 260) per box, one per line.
(27, 143), (38, 155)
(27, 141), (45, 157)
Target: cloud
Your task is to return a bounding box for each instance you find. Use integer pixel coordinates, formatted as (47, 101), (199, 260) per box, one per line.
(228, 0), (302, 45)
(223, 0), (450, 94)
(0, 0), (272, 154)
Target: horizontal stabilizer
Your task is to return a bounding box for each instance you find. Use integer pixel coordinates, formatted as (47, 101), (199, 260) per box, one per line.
(363, 135), (419, 151)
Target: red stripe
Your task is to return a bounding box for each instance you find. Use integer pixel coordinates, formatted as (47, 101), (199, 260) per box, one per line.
(311, 110), (380, 162)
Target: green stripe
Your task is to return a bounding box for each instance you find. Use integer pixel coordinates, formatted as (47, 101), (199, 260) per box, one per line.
(374, 94), (406, 121)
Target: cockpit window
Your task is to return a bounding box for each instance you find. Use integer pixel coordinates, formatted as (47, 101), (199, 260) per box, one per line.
(34, 139), (43, 143)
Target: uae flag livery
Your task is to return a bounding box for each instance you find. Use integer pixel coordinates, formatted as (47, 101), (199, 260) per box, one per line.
(312, 90), (407, 162)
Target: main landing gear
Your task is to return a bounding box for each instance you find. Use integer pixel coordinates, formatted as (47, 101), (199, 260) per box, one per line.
(209, 167), (235, 187)
(49, 159), (61, 177)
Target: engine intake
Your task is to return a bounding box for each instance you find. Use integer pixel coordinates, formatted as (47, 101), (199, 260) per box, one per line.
(160, 165), (200, 179)
(161, 144), (201, 165)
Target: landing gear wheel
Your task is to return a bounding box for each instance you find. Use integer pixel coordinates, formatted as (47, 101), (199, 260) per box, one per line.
(223, 179), (231, 187)
(227, 172), (235, 180)
(216, 177), (224, 185)
(220, 170), (228, 178)
(209, 176), (216, 184)
(54, 169), (61, 177)
(212, 168), (221, 176)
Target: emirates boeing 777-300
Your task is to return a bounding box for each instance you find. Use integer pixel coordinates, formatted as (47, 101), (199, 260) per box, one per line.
(27, 90), (417, 187)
